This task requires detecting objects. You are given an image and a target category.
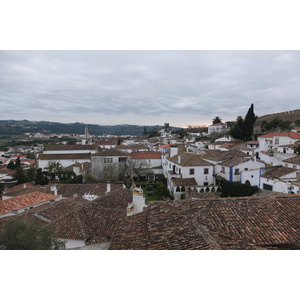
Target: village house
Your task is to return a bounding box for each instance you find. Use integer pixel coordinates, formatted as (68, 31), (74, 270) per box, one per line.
(163, 152), (215, 199)
(258, 131), (300, 156)
(115, 144), (148, 153)
(207, 123), (229, 136)
(215, 156), (265, 182)
(282, 155), (300, 170)
(129, 151), (163, 181)
(94, 140), (118, 149)
(259, 166), (300, 193)
(91, 148), (128, 181)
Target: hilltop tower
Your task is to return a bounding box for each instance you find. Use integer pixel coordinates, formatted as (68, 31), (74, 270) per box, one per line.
(82, 125), (93, 145)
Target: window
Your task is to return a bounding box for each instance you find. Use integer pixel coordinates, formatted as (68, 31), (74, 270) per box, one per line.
(119, 157), (126, 163)
(234, 169), (240, 175)
(221, 167), (225, 173)
(275, 139), (279, 144)
(244, 168), (248, 171)
(189, 168), (195, 175)
(204, 182), (208, 186)
(293, 165), (297, 169)
(263, 183), (273, 191)
(204, 168), (209, 174)
(104, 158), (113, 164)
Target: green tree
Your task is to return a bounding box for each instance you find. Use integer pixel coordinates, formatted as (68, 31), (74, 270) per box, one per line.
(13, 166), (29, 184)
(46, 161), (63, 178)
(294, 144), (300, 155)
(243, 103), (256, 141)
(7, 161), (15, 170)
(217, 176), (259, 197)
(179, 128), (187, 138)
(212, 116), (222, 124)
(26, 166), (36, 182)
(0, 218), (65, 250)
(231, 116), (244, 140)
(35, 168), (49, 185)
(15, 157), (21, 168)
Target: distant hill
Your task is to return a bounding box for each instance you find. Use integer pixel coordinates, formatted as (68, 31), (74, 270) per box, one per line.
(0, 120), (181, 137)
(254, 109), (300, 133)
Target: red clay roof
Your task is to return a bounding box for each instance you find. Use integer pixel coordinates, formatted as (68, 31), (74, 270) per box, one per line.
(0, 192), (58, 215)
(259, 132), (300, 139)
(3, 182), (35, 194)
(130, 151), (162, 159)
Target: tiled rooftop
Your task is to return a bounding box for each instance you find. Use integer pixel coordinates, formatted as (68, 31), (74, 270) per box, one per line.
(168, 153), (214, 166)
(130, 151), (162, 159)
(92, 148), (128, 157)
(3, 183), (123, 198)
(110, 194), (300, 250)
(200, 150), (248, 162)
(217, 156), (251, 167)
(38, 153), (92, 160)
(0, 192), (58, 215)
(261, 166), (297, 179)
(171, 178), (198, 186)
(44, 145), (97, 151)
(2, 182), (35, 194)
(259, 132), (300, 139)
(282, 156), (300, 165)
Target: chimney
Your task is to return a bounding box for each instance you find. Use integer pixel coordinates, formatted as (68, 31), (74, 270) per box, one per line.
(170, 145), (178, 158)
(132, 187), (146, 214)
(23, 183), (27, 189)
(178, 155), (181, 164)
(106, 181), (111, 193)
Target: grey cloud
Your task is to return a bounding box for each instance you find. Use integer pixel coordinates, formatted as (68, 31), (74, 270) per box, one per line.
(1, 50), (300, 126)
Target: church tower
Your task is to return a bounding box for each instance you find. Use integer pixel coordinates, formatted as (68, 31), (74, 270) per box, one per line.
(82, 125), (93, 145)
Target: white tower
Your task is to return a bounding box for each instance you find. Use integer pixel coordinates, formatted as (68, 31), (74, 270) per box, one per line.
(82, 125), (92, 145)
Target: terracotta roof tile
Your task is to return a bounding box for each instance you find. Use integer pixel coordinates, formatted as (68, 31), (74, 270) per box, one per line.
(168, 153), (214, 166)
(259, 132), (300, 139)
(0, 192), (58, 215)
(261, 166), (297, 179)
(130, 151), (162, 159)
(110, 195), (300, 250)
(282, 156), (300, 165)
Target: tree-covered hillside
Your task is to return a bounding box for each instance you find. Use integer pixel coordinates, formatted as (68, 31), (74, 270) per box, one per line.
(0, 120), (168, 136)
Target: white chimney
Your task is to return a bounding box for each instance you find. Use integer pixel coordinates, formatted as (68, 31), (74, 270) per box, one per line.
(106, 181), (111, 193)
(178, 155), (181, 164)
(132, 187), (146, 214)
(23, 183), (27, 189)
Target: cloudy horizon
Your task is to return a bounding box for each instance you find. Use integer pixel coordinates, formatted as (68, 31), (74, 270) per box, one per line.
(1, 50), (300, 128)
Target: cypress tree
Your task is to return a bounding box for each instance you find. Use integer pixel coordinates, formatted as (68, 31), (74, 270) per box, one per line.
(243, 103), (256, 141)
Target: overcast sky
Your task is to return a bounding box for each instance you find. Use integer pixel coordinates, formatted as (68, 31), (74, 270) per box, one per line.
(1, 50), (300, 127)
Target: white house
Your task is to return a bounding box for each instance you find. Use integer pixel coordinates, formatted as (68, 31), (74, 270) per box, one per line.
(165, 153), (215, 196)
(207, 123), (229, 136)
(37, 153), (92, 170)
(282, 156), (300, 170)
(215, 156), (265, 182)
(129, 151), (163, 181)
(259, 166), (300, 193)
(258, 132), (300, 153)
(91, 148), (128, 181)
